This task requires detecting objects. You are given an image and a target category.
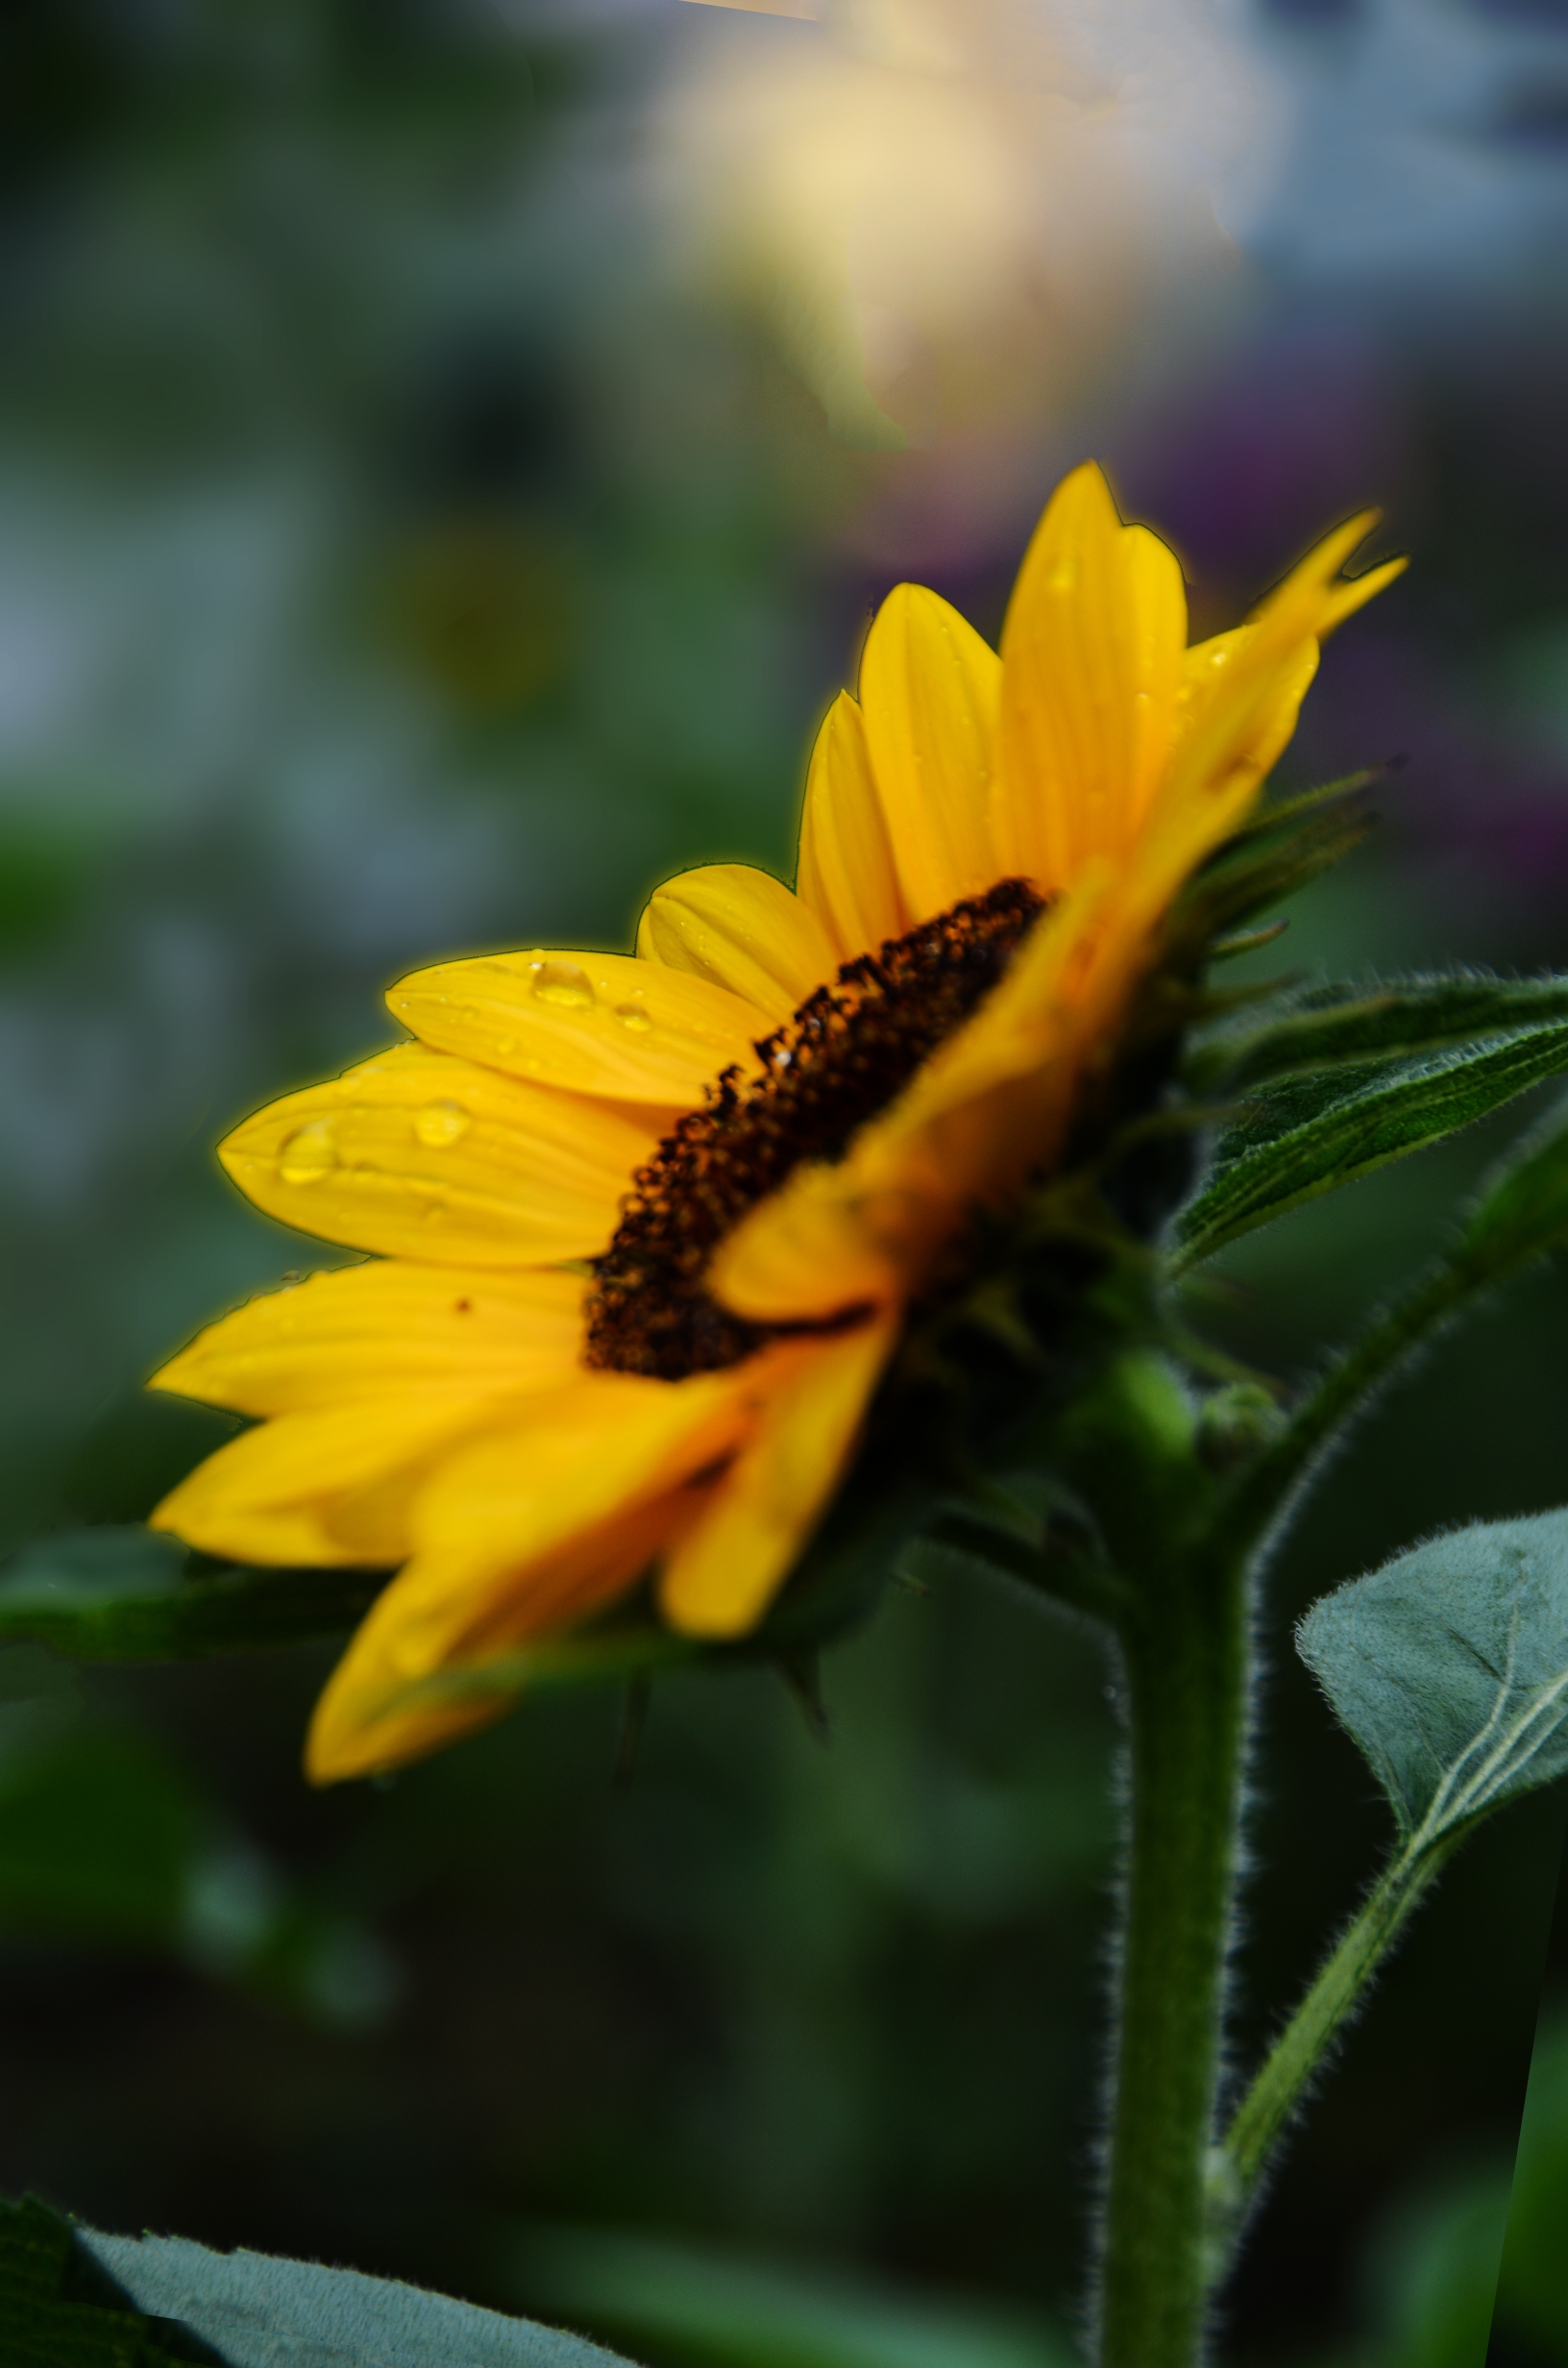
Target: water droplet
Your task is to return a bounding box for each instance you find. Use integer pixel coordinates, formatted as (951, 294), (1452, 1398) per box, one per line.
(414, 1100), (472, 1147)
(280, 1119), (338, 1186)
(615, 1001), (653, 1032)
(530, 960), (596, 1010)
(1049, 556), (1078, 593)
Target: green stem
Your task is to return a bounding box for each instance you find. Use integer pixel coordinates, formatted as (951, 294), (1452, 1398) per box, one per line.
(1097, 1548), (1252, 2368)
(1213, 1256), (1486, 1566)
(1215, 1837), (1455, 2241)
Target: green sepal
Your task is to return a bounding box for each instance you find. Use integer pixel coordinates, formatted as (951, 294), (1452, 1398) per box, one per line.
(898, 1501), (1128, 1626)
(1297, 1507), (1568, 1849)
(0, 1529), (386, 1662)
(1174, 1018), (1568, 1268)
(1162, 787), (1375, 972)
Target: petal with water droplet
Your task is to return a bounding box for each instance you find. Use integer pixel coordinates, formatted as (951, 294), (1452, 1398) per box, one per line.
(220, 1044), (669, 1266)
(390, 950), (767, 1104)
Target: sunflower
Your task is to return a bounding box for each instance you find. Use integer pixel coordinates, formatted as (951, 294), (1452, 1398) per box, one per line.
(149, 465), (1402, 1782)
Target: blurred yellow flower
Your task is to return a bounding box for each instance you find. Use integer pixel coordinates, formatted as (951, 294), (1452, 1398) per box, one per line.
(149, 465), (1399, 1783)
(658, 0), (1276, 445)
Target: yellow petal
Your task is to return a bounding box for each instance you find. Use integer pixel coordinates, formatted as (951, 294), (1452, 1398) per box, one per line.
(389, 949), (766, 1105)
(709, 1157), (907, 1322)
(858, 584), (1003, 922)
(150, 1397), (490, 1566)
(796, 691), (911, 962)
(1164, 515), (1405, 816)
(660, 1316), (896, 1637)
(218, 1044), (660, 1267)
(635, 863), (837, 1024)
(714, 881), (1112, 1320)
(306, 1489), (689, 1783)
(399, 1369), (747, 1601)
(151, 1263), (585, 1418)
(995, 462), (1188, 893)
(303, 1369), (752, 1781)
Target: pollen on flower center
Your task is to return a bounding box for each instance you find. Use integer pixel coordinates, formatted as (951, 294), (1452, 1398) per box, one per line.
(584, 879), (1046, 1381)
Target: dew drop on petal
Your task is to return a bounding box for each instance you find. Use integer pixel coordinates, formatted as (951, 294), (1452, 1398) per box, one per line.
(279, 1120), (339, 1186)
(615, 1001), (653, 1032)
(1049, 556), (1077, 593)
(530, 960), (596, 1010)
(413, 1100), (472, 1147)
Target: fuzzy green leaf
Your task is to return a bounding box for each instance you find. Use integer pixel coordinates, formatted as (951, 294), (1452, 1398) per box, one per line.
(1297, 1508), (1568, 1848)
(0, 2195), (638, 2368)
(1174, 1023), (1568, 1266)
(1188, 972), (1568, 1097)
(0, 1529), (385, 1661)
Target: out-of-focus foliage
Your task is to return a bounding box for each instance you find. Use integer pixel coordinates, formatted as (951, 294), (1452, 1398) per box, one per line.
(1491, 1999), (1568, 2362)
(504, 2220), (1076, 2368)
(2, 0), (1568, 2361)
(0, 1641), (395, 2033)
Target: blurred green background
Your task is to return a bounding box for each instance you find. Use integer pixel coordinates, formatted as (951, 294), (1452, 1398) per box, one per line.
(3, 2), (1568, 2362)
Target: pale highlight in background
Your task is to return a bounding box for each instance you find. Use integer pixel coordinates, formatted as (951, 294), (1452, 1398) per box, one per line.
(683, 2), (821, 17)
(658, 0), (1281, 458)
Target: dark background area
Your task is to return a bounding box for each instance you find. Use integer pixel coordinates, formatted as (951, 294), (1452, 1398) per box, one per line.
(2, 4), (1568, 2363)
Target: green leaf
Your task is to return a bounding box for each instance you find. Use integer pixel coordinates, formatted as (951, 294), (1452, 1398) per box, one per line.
(506, 2221), (1073, 2368)
(1296, 1508), (1568, 1849)
(0, 2193), (638, 2368)
(1188, 971), (1568, 1096)
(1174, 1023), (1568, 1267)
(0, 1529), (386, 1661)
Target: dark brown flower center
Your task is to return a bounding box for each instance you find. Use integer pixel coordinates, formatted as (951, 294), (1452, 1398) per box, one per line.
(584, 878), (1046, 1380)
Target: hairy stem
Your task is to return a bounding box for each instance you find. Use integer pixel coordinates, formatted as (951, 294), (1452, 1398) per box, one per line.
(1214, 1836), (1456, 2238)
(1097, 1548), (1252, 2368)
(1213, 1257), (1487, 1566)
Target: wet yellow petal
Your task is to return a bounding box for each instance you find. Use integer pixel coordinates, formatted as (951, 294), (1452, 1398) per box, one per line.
(303, 1369), (751, 1780)
(151, 1263), (586, 1418)
(796, 690), (911, 962)
(858, 583), (1002, 922)
(389, 949), (766, 1105)
(660, 1316), (896, 1637)
(150, 1398), (489, 1567)
(995, 462), (1188, 893)
(635, 863), (837, 1024)
(219, 1044), (660, 1267)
